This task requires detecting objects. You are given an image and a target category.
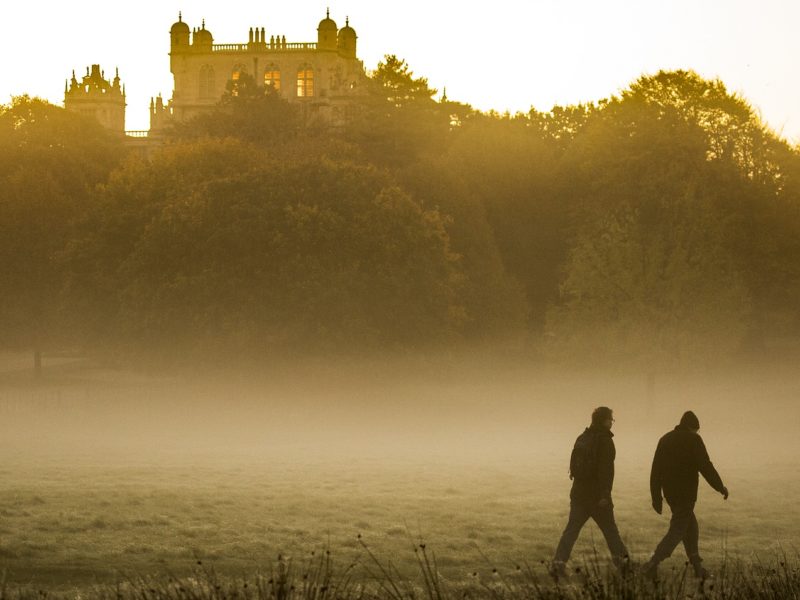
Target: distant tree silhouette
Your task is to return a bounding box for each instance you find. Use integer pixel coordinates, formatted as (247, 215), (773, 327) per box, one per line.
(346, 55), (452, 167)
(169, 73), (302, 146)
(68, 139), (467, 362)
(4, 66), (799, 369)
(0, 96), (123, 376)
(544, 70), (800, 363)
(442, 114), (566, 332)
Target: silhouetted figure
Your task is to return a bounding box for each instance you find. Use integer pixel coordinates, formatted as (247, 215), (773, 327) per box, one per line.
(642, 411), (728, 580)
(551, 407), (629, 580)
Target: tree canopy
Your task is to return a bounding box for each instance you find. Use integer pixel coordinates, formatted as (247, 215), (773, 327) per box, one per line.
(0, 96), (124, 371)
(3, 65), (800, 370)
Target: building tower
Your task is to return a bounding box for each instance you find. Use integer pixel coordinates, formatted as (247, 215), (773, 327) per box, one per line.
(317, 9), (338, 51)
(337, 17), (357, 58)
(150, 11), (365, 133)
(64, 64), (126, 134)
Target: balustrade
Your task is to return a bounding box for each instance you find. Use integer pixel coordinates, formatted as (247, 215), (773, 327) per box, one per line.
(211, 42), (317, 52)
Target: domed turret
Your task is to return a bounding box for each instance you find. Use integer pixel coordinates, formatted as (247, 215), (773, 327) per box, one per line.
(337, 17), (357, 58)
(170, 12), (190, 51)
(193, 19), (214, 50)
(317, 9), (338, 51)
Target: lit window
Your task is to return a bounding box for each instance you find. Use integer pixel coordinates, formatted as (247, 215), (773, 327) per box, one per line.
(296, 66), (314, 98)
(232, 64), (247, 81)
(264, 67), (281, 92)
(231, 64), (247, 96)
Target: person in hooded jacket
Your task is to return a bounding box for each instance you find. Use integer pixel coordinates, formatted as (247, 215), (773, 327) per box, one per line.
(550, 406), (629, 580)
(642, 411), (729, 579)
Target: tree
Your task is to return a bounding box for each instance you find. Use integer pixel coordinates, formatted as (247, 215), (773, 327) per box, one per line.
(169, 73), (302, 146)
(371, 55), (438, 107)
(346, 55), (452, 167)
(620, 70), (780, 183)
(0, 96), (123, 375)
(540, 70), (800, 365)
(396, 158), (529, 341)
(529, 102), (599, 152)
(545, 195), (751, 367)
(442, 113), (567, 332)
(552, 70), (800, 356)
(68, 139), (467, 363)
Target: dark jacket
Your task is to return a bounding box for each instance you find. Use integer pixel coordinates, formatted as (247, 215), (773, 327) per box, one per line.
(570, 425), (615, 503)
(650, 424), (725, 505)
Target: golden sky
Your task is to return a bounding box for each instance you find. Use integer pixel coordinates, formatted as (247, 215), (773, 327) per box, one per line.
(2, 0), (798, 140)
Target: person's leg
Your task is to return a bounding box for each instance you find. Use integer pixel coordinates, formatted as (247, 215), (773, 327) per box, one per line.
(553, 501), (592, 565)
(681, 509), (706, 577)
(643, 502), (694, 576)
(591, 502), (629, 568)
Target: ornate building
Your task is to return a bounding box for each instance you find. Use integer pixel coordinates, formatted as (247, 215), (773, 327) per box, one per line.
(150, 10), (366, 133)
(64, 64), (126, 134)
(64, 11), (366, 138)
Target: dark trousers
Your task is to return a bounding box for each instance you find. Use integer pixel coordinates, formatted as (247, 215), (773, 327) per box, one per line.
(553, 499), (628, 564)
(651, 501), (700, 564)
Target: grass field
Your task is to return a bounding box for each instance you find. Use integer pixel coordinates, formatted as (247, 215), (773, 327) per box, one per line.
(0, 353), (798, 594)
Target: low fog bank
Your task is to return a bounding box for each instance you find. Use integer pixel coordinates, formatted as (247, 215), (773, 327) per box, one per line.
(1, 351), (797, 472)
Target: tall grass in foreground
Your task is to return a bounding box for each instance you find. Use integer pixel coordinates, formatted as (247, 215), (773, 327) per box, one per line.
(1, 542), (798, 600)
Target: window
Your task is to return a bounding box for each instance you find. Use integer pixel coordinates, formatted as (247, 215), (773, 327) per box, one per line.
(231, 64), (247, 96)
(231, 64), (247, 81)
(199, 65), (215, 98)
(264, 66), (281, 92)
(296, 66), (314, 98)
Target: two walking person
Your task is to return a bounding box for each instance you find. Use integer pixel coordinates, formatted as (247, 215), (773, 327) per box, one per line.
(551, 407), (728, 581)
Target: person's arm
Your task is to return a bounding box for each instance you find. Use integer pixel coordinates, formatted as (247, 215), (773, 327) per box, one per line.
(650, 440), (664, 513)
(596, 436), (615, 503)
(696, 435), (728, 498)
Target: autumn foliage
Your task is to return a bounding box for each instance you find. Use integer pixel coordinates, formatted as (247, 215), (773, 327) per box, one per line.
(2, 63), (799, 367)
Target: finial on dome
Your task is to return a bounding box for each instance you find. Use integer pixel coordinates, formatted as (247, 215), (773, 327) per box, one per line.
(178, 11), (182, 22)
(327, 7), (330, 18)
(346, 16), (350, 26)
(202, 18), (205, 29)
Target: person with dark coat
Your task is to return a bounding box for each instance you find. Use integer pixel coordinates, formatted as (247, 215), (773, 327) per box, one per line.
(550, 407), (629, 580)
(642, 411), (728, 579)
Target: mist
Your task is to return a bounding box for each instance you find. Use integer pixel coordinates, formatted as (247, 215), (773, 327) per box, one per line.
(4, 355), (797, 463)
(1, 345), (799, 594)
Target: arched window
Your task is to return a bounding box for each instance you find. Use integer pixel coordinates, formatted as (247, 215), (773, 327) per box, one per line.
(231, 64), (248, 96)
(199, 65), (215, 98)
(231, 64), (248, 81)
(296, 66), (314, 98)
(264, 66), (281, 92)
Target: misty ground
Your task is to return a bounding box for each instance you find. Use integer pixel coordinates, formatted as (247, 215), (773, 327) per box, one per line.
(0, 351), (798, 590)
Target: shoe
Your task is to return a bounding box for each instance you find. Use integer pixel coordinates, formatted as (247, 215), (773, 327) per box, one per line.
(689, 555), (708, 579)
(691, 562), (709, 579)
(640, 559), (658, 581)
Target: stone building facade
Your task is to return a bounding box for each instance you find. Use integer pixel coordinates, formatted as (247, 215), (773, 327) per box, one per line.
(64, 11), (366, 138)
(150, 11), (366, 133)
(64, 64), (126, 134)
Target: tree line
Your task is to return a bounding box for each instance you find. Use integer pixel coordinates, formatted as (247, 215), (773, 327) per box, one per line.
(2, 59), (799, 370)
